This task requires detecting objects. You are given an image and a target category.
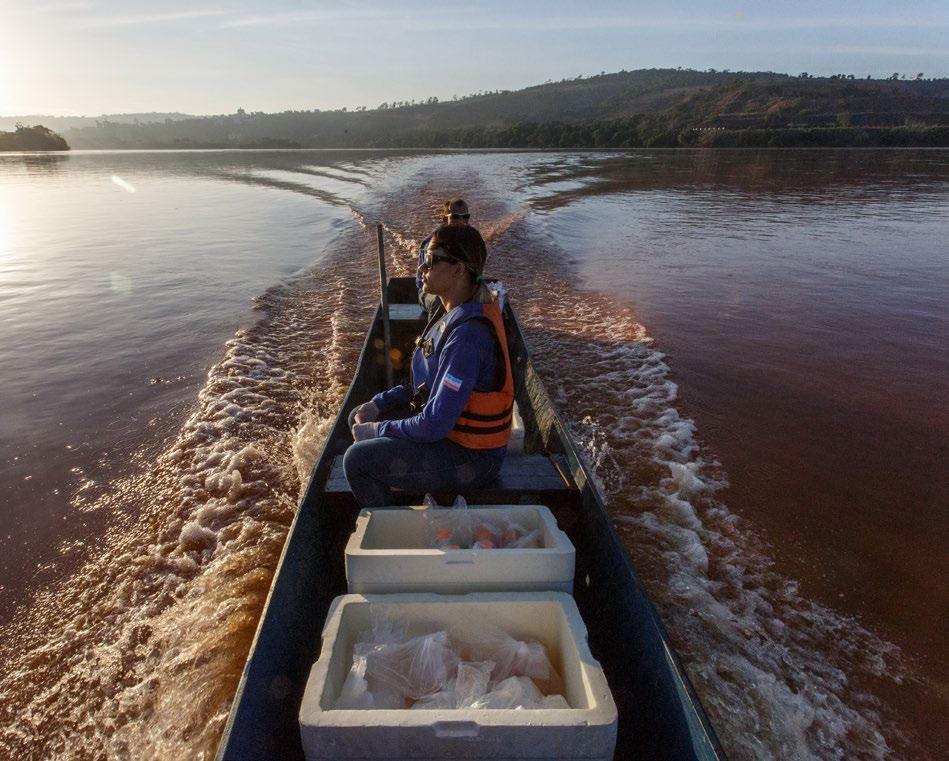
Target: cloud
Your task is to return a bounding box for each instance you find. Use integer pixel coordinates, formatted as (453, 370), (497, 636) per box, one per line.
(823, 45), (949, 57)
(33, 1), (94, 11)
(462, 15), (948, 32)
(218, 10), (948, 33)
(79, 9), (229, 28)
(221, 8), (393, 28)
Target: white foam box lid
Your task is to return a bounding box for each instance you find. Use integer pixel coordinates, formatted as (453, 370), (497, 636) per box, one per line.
(299, 592), (618, 761)
(345, 505), (575, 594)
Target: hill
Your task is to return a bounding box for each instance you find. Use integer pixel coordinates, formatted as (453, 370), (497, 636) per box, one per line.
(36, 69), (949, 149)
(0, 125), (70, 151)
(0, 113), (195, 133)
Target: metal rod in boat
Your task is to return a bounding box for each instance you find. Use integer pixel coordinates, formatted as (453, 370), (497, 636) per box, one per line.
(376, 222), (394, 388)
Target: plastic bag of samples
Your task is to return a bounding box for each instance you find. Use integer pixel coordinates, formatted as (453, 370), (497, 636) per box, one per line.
(471, 675), (546, 709)
(334, 655), (374, 709)
(424, 494), (474, 550)
(336, 609), (457, 709)
(334, 654), (407, 710)
(468, 518), (537, 550)
(361, 630), (460, 701)
(410, 660), (496, 710)
(421, 494), (542, 550)
(453, 622), (563, 695)
(507, 527), (542, 549)
(483, 521), (543, 550)
(334, 612), (569, 711)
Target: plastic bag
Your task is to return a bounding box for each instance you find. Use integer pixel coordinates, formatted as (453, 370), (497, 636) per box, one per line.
(508, 527), (542, 549)
(339, 609), (459, 706)
(336, 610), (566, 711)
(334, 609), (411, 709)
(453, 660), (495, 707)
(410, 659), (495, 710)
(470, 518), (544, 550)
(453, 622), (563, 695)
(540, 694), (571, 709)
(334, 654), (407, 710)
(334, 655), (373, 709)
(426, 494), (474, 550)
(412, 661), (494, 710)
(367, 606), (408, 644)
(470, 518), (502, 549)
(409, 689), (456, 710)
(471, 675), (545, 709)
(361, 630), (460, 700)
(485, 521), (540, 549)
(422, 496), (544, 550)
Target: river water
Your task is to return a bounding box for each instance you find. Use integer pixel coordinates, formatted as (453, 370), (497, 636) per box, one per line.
(0, 149), (945, 759)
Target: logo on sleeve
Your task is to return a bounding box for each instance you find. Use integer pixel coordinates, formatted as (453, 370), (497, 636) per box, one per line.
(442, 373), (463, 392)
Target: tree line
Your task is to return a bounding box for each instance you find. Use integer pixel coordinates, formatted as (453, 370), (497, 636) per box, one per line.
(0, 124), (70, 151)
(27, 67), (948, 150)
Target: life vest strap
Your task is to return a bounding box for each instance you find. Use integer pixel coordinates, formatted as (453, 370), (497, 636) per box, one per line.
(454, 404), (514, 423)
(452, 420), (512, 435)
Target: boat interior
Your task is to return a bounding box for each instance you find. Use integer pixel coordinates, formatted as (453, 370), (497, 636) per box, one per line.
(216, 278), (722, 760)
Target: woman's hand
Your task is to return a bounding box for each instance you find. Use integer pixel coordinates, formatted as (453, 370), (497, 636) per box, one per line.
(352, 401), (379, 425)
(352, 421), (380, 441)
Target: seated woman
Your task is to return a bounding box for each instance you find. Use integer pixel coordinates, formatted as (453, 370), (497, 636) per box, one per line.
(343, 224), (513, 507)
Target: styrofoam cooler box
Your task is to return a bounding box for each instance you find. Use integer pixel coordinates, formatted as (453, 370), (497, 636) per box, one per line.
(299, 592), (618, 761)
(345, 505), (575, 594)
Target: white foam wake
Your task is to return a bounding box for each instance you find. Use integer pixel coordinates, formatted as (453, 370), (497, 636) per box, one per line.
(488, 215), (913, 760)
(0, 222), (381, 760)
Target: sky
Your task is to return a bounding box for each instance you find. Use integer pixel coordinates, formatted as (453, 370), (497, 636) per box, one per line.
(1, 0), (947, 116)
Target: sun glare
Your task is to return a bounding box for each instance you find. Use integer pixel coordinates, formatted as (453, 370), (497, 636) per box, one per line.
(111, 175), (137, 193)
(0, 38), (15, 116)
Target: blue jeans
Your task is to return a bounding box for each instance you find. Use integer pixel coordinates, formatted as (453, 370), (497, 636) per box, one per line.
(343, 436), (504, 507)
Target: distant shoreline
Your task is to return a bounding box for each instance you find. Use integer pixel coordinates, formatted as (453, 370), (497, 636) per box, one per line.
(6, 69), (939, 152)
(58, 129), (949, 151)
(6, 145), (948, 156)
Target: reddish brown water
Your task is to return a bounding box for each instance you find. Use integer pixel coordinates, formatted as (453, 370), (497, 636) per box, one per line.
(0, 149), (945, 759)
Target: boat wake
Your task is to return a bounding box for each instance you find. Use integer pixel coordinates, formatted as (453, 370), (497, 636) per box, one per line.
(0, 216), (387, 759)
(488, 215), (919, 760)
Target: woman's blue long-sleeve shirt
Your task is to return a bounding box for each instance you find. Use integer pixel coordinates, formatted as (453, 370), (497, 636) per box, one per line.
(371, 308), (504, 452)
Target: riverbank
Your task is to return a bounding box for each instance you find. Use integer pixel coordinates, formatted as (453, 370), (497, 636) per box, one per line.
(62, 124), (948, 150)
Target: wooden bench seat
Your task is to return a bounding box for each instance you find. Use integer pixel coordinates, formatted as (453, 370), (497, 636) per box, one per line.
(324, 452), (570, 495)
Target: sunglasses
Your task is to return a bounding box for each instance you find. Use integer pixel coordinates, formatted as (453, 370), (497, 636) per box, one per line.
(448, 213), (470, 221)
(419, 252), (460, 270)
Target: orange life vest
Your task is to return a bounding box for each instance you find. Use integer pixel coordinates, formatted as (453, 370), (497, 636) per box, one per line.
(446, 299), (515, 450)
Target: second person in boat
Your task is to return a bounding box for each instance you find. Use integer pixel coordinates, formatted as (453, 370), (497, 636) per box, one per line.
(416, 198), (472, 321)
(343, 224), (513, 507)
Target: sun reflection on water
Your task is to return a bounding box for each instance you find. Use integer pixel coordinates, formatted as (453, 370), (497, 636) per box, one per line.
(111, 175), (136, 193)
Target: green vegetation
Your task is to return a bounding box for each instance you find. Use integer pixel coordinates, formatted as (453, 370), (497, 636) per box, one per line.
(0, 124), (70, 151)
(347, 122), (948, 149)
(44, 69), (949, 149)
